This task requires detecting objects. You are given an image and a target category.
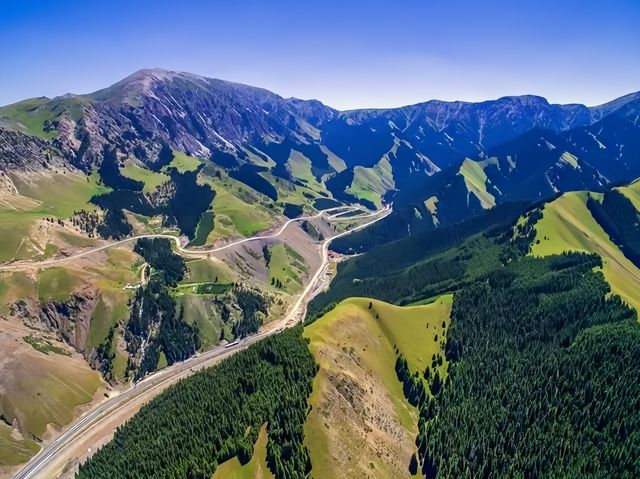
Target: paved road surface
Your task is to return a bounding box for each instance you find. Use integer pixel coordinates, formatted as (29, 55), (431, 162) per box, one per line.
(12, 205), (391, 479)
(0, 205), (372, 271)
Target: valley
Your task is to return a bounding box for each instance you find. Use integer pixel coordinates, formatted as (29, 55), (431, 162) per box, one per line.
(4, 199), (389, 479)
(0, 66), (639, 479)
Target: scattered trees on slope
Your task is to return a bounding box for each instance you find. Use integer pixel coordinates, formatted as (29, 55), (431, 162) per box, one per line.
(134, 237), (185, 286)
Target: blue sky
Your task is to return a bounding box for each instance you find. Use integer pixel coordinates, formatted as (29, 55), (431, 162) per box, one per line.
(1, 0), (638, 109)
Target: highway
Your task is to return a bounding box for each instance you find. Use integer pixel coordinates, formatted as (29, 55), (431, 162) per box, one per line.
(12, 204), (391, 479)
(0, 205), (372, 272)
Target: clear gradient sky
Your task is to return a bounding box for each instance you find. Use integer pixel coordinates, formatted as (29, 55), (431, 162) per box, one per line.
(1, 0), (638, 109)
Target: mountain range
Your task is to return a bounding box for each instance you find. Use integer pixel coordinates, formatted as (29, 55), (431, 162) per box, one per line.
(4, 69), (640, 478)
(1, 68), (639, 247)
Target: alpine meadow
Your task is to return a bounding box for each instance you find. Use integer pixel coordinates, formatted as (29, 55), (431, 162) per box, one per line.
(1, 1), (640, 478)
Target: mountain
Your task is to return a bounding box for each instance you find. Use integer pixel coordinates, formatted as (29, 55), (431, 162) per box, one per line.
(76, 178), (640, 478)
(1, 68), (639, 258)
(334, 98), (640, 253)
(2, 69), (638, 210)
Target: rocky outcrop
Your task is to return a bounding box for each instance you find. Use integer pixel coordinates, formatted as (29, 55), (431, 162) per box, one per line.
(0, 128), (64, 172)
(38, 285), (99, 356)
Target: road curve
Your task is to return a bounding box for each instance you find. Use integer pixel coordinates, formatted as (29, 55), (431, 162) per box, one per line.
(12, 205), (391, 479)
(0, 205), (375, 272)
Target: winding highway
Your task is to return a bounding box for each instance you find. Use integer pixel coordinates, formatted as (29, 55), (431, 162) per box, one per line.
(12, 204), (391, 479)
(0, 205), (367, 272)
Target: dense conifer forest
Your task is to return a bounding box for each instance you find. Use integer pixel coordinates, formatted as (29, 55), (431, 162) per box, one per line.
(78, 199), (640, 478)
(419, 254), (640, 478)
(134, 237), (186, 286)
(307, 204), (522, 318)
(77, 327), (316, 479)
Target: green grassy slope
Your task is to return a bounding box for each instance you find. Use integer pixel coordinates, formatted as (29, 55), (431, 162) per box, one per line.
(0, 96), (90, 139)
(212, 424), (274, 479)
(119, 161), (169, 192)
(615, 178), (640, 212)
(529, 191), (640, 313)
(0, 353), (102, 441)
(267, 243), (307, 293)
(458, 158), (496, 209)
(0, 171), (109, 262)
(303, 296), (452, 478)
(0, 422), (40, 466)
(169, 151), (201, 173)
(199, 171), (275, 240)
(37, 267), (84, 302)
(347, 157), (394, 208)
(286, 150), (324, 192)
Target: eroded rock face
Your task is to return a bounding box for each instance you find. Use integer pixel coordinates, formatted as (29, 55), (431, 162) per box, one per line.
(38, 286), (99, 356)
(6, 285), (100, 360)
(0, 128), (64, 172)
(34, 69), (337, 171)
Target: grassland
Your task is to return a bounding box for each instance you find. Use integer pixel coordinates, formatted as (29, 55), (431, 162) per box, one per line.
(267, 243), (306, 293)
(0, 271), (35, 315)
(157, 351), (168, 370)
(57, 230), (97, 248)
(559, 151), (579, 169)
(0, 96), (89, 140)
(0, 344), (103, 440)
(0, 422), (40, 466)
(0, 98), (56, 138)
(37, 267), (84, 302)
(212, 424), (274, 479)
(176, 294), (224, 351)
(615, 178), (640, 212)
(424, 195), (439, 224)
(189, 211), (214, 246)
(347, 157), (394, 208)
(0, 170), (110, 262)
(11, 170), (109, 217)
(459, 158), (496, 209)
(119, 161), (169, 192)
(87, 291), (129, 350)
(259, 169), (321, 210)
(286, 150), (324, 192)
(182, 257), (234, 284)
(83, 248), (138, 377)
(530, 191), (640, 313)
(169, 151), (201, 173)
(200, 173), (275, 240)
(23, 335), (70, 356)
(303, 296), (452, 478)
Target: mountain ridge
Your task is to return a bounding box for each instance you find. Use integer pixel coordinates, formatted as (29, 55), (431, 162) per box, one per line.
(1, 68), (639, 239)
(4, 67), (638, 114)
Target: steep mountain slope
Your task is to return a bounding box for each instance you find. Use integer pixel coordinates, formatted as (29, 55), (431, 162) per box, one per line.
(337, 102), (640, 253)
(303, 296), (451, 478)
(2, 69), (638, 221)
(523, 189), (640, 313)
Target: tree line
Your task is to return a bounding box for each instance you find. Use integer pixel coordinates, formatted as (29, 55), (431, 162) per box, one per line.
(418, 253), (640, 478)
(77, 327), (317, 479)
